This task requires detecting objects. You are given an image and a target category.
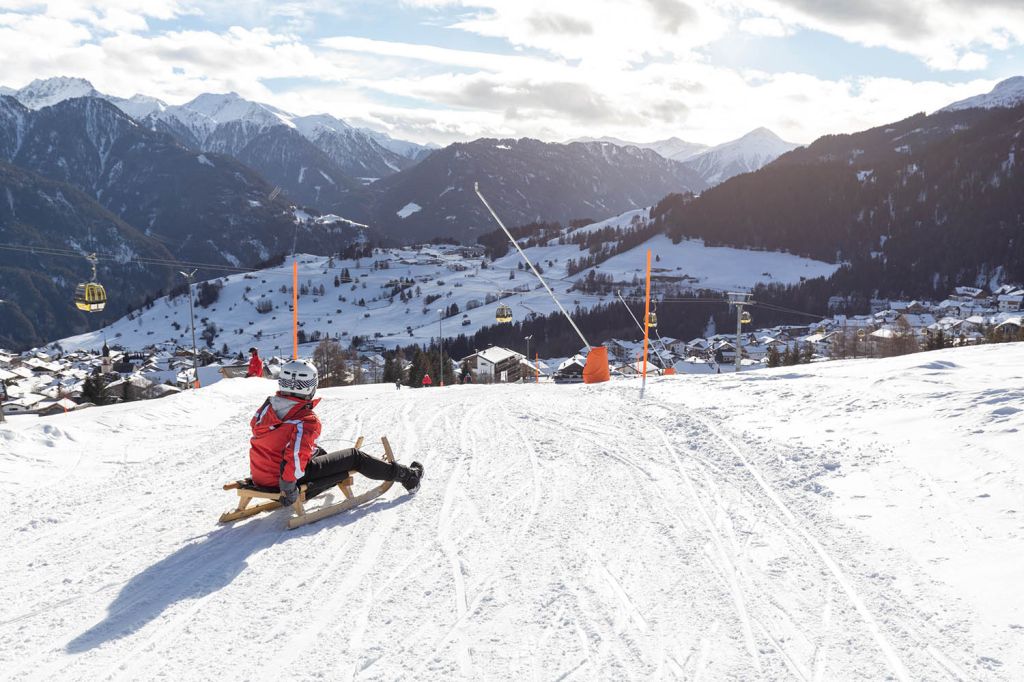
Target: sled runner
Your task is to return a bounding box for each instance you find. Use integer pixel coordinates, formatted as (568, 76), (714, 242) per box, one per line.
(219, 436), (396, 530)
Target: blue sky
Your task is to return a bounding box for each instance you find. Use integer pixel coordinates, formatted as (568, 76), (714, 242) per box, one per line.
(1, 1), (1022, 145)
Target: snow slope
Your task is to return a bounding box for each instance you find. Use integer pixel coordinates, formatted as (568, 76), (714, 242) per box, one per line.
(940, 76), (1024, 112)
(51, 215), (839, 356)
(1, 343), (1021, 679)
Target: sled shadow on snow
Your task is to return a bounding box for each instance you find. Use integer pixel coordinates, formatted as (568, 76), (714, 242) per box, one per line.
(65, 495), (409, 654)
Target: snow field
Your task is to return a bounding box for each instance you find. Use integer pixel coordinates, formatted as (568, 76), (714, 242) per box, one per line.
(1, 344), (1021, 679)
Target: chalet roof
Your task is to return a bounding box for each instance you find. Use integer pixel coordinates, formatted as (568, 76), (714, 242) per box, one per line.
(478, 346), (522, 364)
(4, 392), (45, 407)
(556, 355), (586, 372)
(899, 313), (937, 327)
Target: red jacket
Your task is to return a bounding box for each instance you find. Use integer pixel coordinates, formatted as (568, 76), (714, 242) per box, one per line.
(246, 354), (263, 378)
(249, 394), (322, 487)
(422, 374), (432, 386)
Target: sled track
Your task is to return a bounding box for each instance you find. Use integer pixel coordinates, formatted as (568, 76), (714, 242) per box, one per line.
(527, 397), (767, 677)
(408, 400), (543, 678)
(683, 406), (911, 681)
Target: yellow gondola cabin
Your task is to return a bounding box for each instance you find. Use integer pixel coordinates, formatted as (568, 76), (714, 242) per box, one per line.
(75, 253), (106, 312)
(495, 304), (513, 323)
(75, 282), (107, 312)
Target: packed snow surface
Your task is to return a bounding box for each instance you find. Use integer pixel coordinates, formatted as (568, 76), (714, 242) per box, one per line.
(1, 344), (1022, 679)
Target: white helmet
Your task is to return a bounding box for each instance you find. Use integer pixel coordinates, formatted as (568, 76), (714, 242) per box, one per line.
(278, 359), (318, 398)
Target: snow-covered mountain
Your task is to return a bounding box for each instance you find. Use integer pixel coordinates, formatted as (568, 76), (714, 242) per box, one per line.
(106, 94), (167, 120)
(0, 78), (429, 199)
(940, 75), (1024, 112)
(358, 127), (438, 162)
(682, 127), (801, 185)
(571, 136), (708, 162)
(146, 93), (421, 180)
(4, 76), (100, 109)
(4, 342), (1021, 678)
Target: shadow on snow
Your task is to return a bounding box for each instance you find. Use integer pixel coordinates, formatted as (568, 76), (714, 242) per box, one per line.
(66, 495), (408, 653)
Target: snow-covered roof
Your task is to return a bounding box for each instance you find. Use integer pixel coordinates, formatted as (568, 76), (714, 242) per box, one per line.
(556, 355), (586, 371)
(477, 346), (522, 365)
(899, 313), (937, 327)
(4, 392), (45, 407)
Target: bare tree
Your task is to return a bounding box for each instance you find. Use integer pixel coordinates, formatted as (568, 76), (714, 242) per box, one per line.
(312, 339), (347, 387)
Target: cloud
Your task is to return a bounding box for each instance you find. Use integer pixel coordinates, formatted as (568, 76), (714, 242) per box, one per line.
(745, 0), (1024, 71)
(437, 77), (620, 123)
(738, 16), (791, 37)
(526, 13), (593, 36)
(0, 0), (1016, 150)
(645, 0), (697, 33)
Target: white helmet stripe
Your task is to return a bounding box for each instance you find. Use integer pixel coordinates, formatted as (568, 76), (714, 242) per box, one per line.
(289, 420), (305, 479)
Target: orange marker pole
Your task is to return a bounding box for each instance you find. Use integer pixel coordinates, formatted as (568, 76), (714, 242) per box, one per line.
(292, 260), (299, 359)
(535, 352), (540, 383)
(640, 249), (652, 398)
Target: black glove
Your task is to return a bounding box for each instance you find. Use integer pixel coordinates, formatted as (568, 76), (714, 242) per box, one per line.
(279, 478), (298, 507)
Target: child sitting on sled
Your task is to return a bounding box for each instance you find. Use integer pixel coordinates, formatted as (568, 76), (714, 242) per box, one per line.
(249, 360), (423, 506)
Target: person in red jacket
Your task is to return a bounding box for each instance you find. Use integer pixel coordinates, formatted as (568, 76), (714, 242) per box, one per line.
(421, 373), (432, 387)
(245, 348), (263, 378)
(249, 360), (423, 506)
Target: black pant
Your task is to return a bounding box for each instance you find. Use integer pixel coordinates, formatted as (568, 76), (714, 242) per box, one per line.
(298, 448), (402, 499)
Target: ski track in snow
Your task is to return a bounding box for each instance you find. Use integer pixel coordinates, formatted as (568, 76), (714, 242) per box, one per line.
(1, 347), (1021, 680)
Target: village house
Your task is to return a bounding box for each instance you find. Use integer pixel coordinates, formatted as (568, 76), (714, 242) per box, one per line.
(553, 355), (586, 382)
(464, 346), (524, 383)
(996, 293), (1024, 313)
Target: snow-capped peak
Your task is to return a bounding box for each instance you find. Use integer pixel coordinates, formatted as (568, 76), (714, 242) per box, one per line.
(940, 76), (1024, 112)
(107, 93), (167, 120)
(568, 136), (708, 162)
(292, 113), (354, 139)
(357, 126), (439, 159)
(8, 76), (100, 109)
(179, 92), (295, 128)
(682, 127), (800, 186)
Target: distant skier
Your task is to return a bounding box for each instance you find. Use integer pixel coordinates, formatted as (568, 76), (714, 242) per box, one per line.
(421, 373), (432, 388)
(246, 347), (263, 378)
(248, 359), (423, 506)
(395, 379), (401, 390)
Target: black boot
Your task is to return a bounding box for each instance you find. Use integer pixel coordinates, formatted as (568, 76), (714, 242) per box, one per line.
(399, 462), (424, 493)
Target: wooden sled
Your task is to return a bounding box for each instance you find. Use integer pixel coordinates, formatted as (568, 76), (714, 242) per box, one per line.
(218, 436), (396, 530)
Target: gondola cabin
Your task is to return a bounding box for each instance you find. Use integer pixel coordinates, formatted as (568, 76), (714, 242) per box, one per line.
(495, 304), (513, 324)
(75, 282), (107, 312)
(740, 311), (752, 325)
(646, 312), (658, 329)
